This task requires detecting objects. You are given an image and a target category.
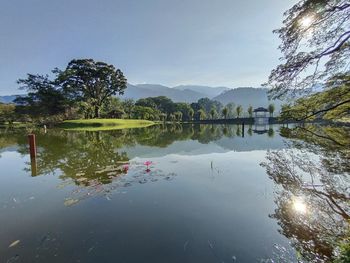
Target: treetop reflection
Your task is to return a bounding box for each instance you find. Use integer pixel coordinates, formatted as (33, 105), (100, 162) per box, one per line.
(262, 124), (350, 262)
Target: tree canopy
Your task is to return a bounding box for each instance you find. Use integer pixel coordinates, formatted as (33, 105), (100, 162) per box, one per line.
(267, 0), (350, 99)
(57, 59), (127, 118)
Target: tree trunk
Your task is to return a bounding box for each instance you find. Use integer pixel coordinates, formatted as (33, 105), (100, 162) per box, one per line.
(94, 106), (100, 118)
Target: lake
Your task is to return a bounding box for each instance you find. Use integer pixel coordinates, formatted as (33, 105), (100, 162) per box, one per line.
(0, 124), (349, 263)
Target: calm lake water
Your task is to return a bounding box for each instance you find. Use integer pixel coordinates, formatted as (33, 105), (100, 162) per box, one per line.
(0, 124), (349, 263)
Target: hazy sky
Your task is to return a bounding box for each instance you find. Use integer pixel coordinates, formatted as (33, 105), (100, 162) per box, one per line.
(0, 0), (295, 95)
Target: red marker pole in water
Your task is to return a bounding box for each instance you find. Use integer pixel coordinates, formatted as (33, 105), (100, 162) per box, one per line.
(28, 134), (37, 176)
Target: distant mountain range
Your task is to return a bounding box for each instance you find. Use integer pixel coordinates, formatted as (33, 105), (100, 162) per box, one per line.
(1, 84), (284, 112)
(213, 87), (284, 112)
(0, 95), (21, 104)
(122, 84), (283, 111)
(121, 84), (228, 102)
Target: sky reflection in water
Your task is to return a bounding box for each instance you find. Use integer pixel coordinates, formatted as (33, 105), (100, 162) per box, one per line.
(0, 124), (348, 263)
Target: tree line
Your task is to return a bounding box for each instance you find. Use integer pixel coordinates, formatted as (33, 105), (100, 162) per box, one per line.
(0, 58), (275, 125)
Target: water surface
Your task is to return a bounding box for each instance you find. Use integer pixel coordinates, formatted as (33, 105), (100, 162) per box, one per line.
(0, 124), (348, 262)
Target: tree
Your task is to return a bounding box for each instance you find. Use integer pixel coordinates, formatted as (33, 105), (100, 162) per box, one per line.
(122, 99), (135, 119)
(100, 97), (124, 118)
(174, 111), (183, 122)
(57, 59), (127, 118)
(247, 105), (253, 118)
(135, 97), (157, 109)
(268, 103), (275, 117)
(136, 96), (175, 115)
(197, 109), (206, 120)
(0, 103), (16, 124)
(197, 98), (223, 116)
(267, 0), (350, 99)
(169, 113), (176, 122)
(222, 107), (228, 119)
(226, 102), (235, 118)
(236, 105), (242, 118)
(188, 108), (194, 121)
(210, 107), (217, 120)
(132, 106), (159, 120)
(261, 125), (350, 261)
(174, 102), (192, 121)
(76, 101), (94, 119)
(149, 96), (175, 114)
(279, 74), (350, 121)
(15, 74), (68, 117)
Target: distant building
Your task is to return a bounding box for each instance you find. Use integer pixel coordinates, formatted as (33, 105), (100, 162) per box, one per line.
(254, 107), (269, 125)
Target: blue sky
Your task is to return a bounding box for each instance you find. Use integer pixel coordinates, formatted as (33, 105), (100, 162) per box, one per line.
(0, 0), (295, 95)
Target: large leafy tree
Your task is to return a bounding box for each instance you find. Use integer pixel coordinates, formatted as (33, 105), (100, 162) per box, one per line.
(57, 59), (127, 118)
(267, 0), (350, 99)
(136, 96), (175, 115)
(15, 74), (68, 117)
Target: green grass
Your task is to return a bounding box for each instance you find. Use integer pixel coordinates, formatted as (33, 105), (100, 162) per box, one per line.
(0, 122), (29, 128)
(59, 119), (155, 131)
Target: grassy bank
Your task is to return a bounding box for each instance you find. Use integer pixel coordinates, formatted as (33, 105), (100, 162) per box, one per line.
(59, 119), (155, 131)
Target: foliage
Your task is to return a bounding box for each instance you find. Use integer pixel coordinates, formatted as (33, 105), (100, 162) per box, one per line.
(267, 0), (350, 99)
(247, 105), (253, 118)
(57, 59), (127, 118)
(132, 105), (160, 120)
(188, 108), (194, 120)
(333, 226), (350, 263)
(236, 105), (243, 118)
(268, 103), (275, 117)
(174, 102), (192, 121)
(15, 74), (68, 118)
(197, 109), (206, 120)
(100, 97), (124, 118)
(226, 102), (236, 118)
(222, 107), (229, 119)
(0, 103), (16, 124)
(279, 74), (350, 121)
(210, 107), (217, 119)
(122, 99), (135, 119)
(174, 111), (183, 122)
(262, 125), (350, 262)
(198, 97), (223, 116)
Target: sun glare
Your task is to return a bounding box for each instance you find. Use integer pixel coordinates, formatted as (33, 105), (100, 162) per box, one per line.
(299, 15), (314, 28)
(292, 197), (307, 214)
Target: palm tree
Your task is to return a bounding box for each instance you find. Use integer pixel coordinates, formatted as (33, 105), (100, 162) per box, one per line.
(188, 108), (194, 121)
(197, 109), (206, 120)
(268, 104), (275, 117)
(222, 107), (228, 119)
(174, 111), (183, 122)
(210, 108), (217, 120)
(247, 105), (253, 118)
(236, 105), (243, 118)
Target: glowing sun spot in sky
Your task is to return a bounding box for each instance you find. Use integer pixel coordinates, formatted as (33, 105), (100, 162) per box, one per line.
(299, 15), (314, 28)
(292, 197), (307, 214)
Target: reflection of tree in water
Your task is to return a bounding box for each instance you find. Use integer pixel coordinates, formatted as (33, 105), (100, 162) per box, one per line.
(62, 161), (177, 206)
(12, 129), (177, 205)
(262, 125), (350, 262)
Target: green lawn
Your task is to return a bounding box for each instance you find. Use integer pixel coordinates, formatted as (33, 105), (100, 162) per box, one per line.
(59, 119), (155, 131)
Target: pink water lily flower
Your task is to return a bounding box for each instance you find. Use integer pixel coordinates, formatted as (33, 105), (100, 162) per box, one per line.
(122, 164), (129, 172)
(144, 161), (152, 167)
